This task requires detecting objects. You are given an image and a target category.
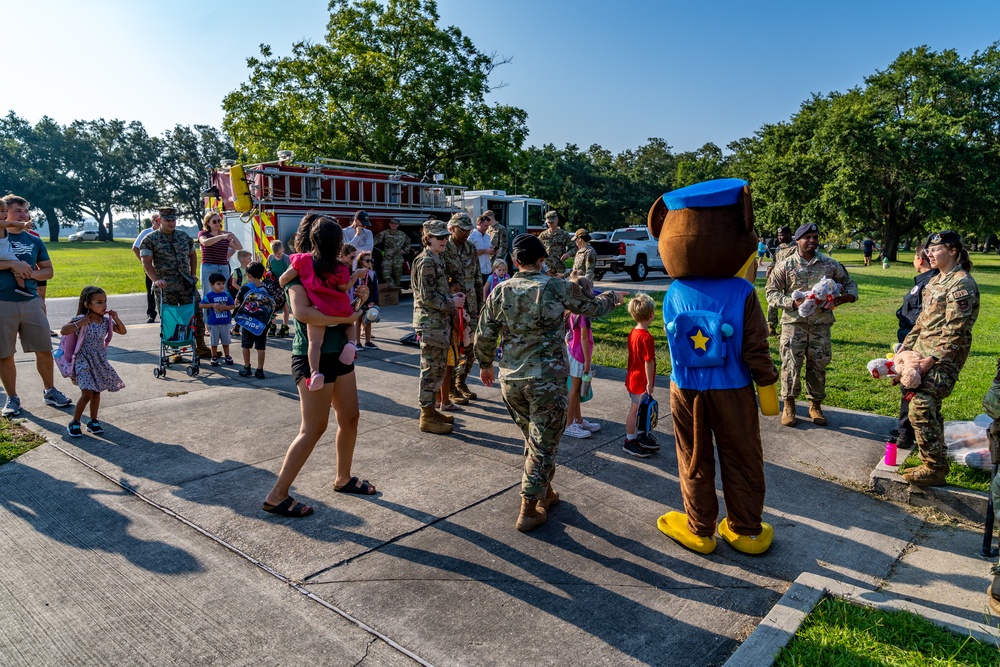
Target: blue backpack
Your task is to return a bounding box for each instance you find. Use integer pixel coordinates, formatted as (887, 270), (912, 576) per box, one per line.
(637, 393), (659, 433)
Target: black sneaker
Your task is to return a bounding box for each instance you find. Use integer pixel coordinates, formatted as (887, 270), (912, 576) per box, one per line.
(254, 368), (265, 379)
(67, 421), (83, 438)
(86, 419), (104, 434)
(638, 432), (661, 452)
(238, 366), (253, 377)
(146, 316), (156, 324)
(623, 438), (651, 458)
(223, 355), (234, 365)
(210, 356), (220, 367)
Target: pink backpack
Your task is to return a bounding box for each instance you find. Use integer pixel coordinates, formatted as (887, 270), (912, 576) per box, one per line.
(56, 315), (113, 379)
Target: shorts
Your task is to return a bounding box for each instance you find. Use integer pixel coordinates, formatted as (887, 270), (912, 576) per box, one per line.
(240, 330), (267, 351)
(628, 391), (645, 404)
(209, 324), (232, 347)
(0, 298), (53, 358)
(291, 353), (354, 386)
(568, 355), (586, 378)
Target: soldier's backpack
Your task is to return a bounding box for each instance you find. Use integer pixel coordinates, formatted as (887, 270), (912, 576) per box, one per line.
(637, 392), (659, 433)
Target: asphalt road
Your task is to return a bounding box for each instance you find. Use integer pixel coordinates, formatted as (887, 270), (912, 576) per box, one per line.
(47, 292), (152, 329)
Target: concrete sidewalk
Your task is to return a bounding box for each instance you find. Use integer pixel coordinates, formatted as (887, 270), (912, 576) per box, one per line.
(1, 299), (996, 665)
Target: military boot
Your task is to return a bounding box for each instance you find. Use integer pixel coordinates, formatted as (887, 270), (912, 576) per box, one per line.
(449, 379), (469, 405)
(809, 401), (828, 426)
(988, 566), (1000, 617)
(456, 378), (478, 401)
(419, 406), (453, 434)
(902, 464), (947, 487)
(432, 406), (454, 424)
(515, 497), (547, 533)
(781, 399), (797, 427)
(767, 324), (778, 337)
(537, 486), (560, 511)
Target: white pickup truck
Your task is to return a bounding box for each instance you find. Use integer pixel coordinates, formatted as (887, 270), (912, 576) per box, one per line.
(590, 227), (665, 282)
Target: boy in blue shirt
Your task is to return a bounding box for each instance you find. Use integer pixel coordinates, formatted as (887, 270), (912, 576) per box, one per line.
(200, 273), (236, 366)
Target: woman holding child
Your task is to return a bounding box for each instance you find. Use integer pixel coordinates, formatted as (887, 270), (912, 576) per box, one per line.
(262, 213), (374, 518)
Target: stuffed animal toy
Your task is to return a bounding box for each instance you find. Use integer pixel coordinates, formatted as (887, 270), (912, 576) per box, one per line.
(867, 350), (924, 400)
(791, 277), (842, 318)
(648, 178), (779, 556)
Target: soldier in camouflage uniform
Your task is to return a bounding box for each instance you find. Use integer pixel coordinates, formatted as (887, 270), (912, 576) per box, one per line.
(569, 229), (597, 281)
(765, 226), (794, 335)
(140, 206), (211, 358)
(986, 359), (1000, 615)
(538, 210), (573, 277)
(898, 231), (979, 487)
(485, 210), (508, 265)
(373, 218), (409, 290)
(412, 219), (464, 434)
(442, 213), (484, 403)
(765, 223), (857, 427)
(476, 234), (626, 533)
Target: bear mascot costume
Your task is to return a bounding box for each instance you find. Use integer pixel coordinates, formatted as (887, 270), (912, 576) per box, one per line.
(648, 178), (780, 555)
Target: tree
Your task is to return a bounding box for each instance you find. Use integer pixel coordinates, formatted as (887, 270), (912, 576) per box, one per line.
(65, 119), (158, 241)
(222, 0), (527, 182)
(156, 125), (235, 224)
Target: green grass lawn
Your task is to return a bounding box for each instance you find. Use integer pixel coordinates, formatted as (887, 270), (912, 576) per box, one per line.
(773, 597), (1000, 666)
(592, 249), (1000, 422)
(44, 240), (145, 298)
(0, 419), (44, 466)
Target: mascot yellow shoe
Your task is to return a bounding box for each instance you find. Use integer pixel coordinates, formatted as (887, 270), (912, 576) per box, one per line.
(718, 518), (774, 555)
(657, 511), (716, 554)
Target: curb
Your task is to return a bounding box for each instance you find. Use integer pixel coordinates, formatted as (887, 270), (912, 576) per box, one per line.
(869, 459), (989, 523)
(724, 573), (1000, 667)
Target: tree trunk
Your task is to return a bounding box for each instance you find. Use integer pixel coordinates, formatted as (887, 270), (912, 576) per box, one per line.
(107, 210), (114, 241)
(881, 212), (900, 262)
(41, 206), (60, 243)
(96, 210), (110, 242)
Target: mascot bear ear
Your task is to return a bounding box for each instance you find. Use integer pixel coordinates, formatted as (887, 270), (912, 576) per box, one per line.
(648, 197), (667, 239)
(741, 185), (755, 235)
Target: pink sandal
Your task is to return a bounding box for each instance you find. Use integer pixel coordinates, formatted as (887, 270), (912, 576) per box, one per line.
(307, 370), (325, 391)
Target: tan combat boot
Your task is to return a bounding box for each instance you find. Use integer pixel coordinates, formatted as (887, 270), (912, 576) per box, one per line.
(902, 464), (947, 487)
(809, 401), (827, 426)
(456, 379), (478, 401)
(515, 497), (547, 533)
(767, 324), (778, 337)
(432, 406), (454, 424)
(781, 399), (797, 427)
(449, 380), (470, 405)
(537, 486), (560, 511)
(419, 406), (453, 434)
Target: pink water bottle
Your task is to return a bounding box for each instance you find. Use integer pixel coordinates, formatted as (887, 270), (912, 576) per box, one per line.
(884, 441), (897, 466)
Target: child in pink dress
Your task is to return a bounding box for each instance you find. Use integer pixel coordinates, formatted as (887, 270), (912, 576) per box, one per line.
(280, 219), (365, 390)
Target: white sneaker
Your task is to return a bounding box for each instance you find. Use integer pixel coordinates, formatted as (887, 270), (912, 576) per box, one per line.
(578, 418), (601, 432)
(563, 422), (591, 439)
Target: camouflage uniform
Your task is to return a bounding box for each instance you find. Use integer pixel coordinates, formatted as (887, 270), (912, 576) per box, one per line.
(140, 228), (208, 351)
(766, 243), (796, 329)
(900, 265), (980, 470)
(373, 227), (409, 289)
(487, 223), (508, 261)
(442, 236), (484, 386)
(475, 271), (619, 499)
(412, 248), (455, 407)
(765, 251), (858, 403)
(538, 227), (573, 276)
(571, 244), (597, 282)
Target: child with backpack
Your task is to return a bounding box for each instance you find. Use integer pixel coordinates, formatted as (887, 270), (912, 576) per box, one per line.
(483, 258), (509, 302)
(200, 272), (236, 366)
(267, 240), (292, 337)
(354, 250), (379, 349)
(623, 293), (660, 458)
(59, 286), (127, 437)
(563, 275), (601, 439)
(229, 250), (252, 336)
(234, 262), (274, 379)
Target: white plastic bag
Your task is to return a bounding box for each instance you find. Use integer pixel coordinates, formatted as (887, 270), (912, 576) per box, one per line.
(944, 418), (992, 470)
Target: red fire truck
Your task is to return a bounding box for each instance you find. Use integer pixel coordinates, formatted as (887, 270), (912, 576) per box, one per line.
(204, 154), (548, 285)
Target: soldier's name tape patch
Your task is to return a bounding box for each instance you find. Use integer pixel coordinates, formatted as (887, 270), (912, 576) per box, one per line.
(953, 289), (972, 300)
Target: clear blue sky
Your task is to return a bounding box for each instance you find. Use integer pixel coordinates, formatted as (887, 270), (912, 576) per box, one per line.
(6, 0), (999, 155)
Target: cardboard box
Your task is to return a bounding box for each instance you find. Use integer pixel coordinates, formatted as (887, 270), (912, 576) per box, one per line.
(378, 288), (400, 307)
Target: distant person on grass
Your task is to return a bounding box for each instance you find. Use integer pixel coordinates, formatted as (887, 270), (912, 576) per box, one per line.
(262, 213), (372, 518)
(0, 194), (73, 418)
(132, 214), (161, 323)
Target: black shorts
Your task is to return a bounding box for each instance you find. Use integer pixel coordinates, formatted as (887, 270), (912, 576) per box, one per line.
(240, 330), (268, 350)
(291, 353), (354, 386)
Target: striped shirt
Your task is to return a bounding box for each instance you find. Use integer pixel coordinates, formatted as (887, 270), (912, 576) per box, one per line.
(198, 231), (230, 265)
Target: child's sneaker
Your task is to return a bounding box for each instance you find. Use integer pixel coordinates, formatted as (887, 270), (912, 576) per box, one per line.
(563, 422), (591, 439)
(307, 371), (325, 392)
(578, 418), (601, 433)
(67, 420), (83, 438)
(254, 368), (266, 379)
(86, 419), (104, 434)
(364, 341), (379, 349)
(209, 355), (220, 367)
(268, 323), (277, 336)
(231, 325), (241, 337)
(238, 365), (253, 377)
(223, 355), (234, 365)
(637, 432), (661, 452)
(278, 324), (289, 338)
(623, 437), (651, 458)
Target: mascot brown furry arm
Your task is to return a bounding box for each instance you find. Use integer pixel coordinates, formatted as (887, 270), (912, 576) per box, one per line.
(649, 178), (779, 556)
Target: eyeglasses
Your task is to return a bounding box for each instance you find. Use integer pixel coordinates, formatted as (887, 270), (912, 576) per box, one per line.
(361, 259), (372, 264)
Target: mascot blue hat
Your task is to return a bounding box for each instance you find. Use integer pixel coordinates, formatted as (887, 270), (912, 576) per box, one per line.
(661, 178), (749, 211)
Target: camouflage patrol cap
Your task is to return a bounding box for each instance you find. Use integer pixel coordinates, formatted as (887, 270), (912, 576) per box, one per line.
(925, 230), (961, 247)
(544, 210), (559, 222)
(573, 228), (592, 241)
(423, 219), (451, 237)
(448, 212), (473, 231)
(158, 206), (177, 219)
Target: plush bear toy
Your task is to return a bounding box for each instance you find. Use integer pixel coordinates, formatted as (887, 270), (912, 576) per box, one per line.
(791, 277), (842, 318)
(867, 351), (924, 390)
(648, 178), (779, 556)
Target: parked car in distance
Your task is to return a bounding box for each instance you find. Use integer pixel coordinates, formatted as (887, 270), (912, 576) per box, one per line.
(589, 227), (665, 282)
(68, 230), (99, 242)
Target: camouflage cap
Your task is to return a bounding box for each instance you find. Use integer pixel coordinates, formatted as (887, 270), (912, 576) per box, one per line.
(448, 212), (473, 230)
(544, 210), (559, 222)
(573, 228), (591, 241)
(423, 219), (451, 237)
(158, 206), (177, 218)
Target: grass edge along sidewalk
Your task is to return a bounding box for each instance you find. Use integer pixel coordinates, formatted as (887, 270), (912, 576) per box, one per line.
(725, 572), (1000, 667)
(0, 419), (44, 466)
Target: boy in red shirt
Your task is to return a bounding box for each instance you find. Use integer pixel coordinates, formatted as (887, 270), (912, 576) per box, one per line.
(624, 293), (660, 457)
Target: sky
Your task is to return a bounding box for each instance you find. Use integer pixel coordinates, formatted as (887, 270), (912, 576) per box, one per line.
(5, 0), (1000, 156)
